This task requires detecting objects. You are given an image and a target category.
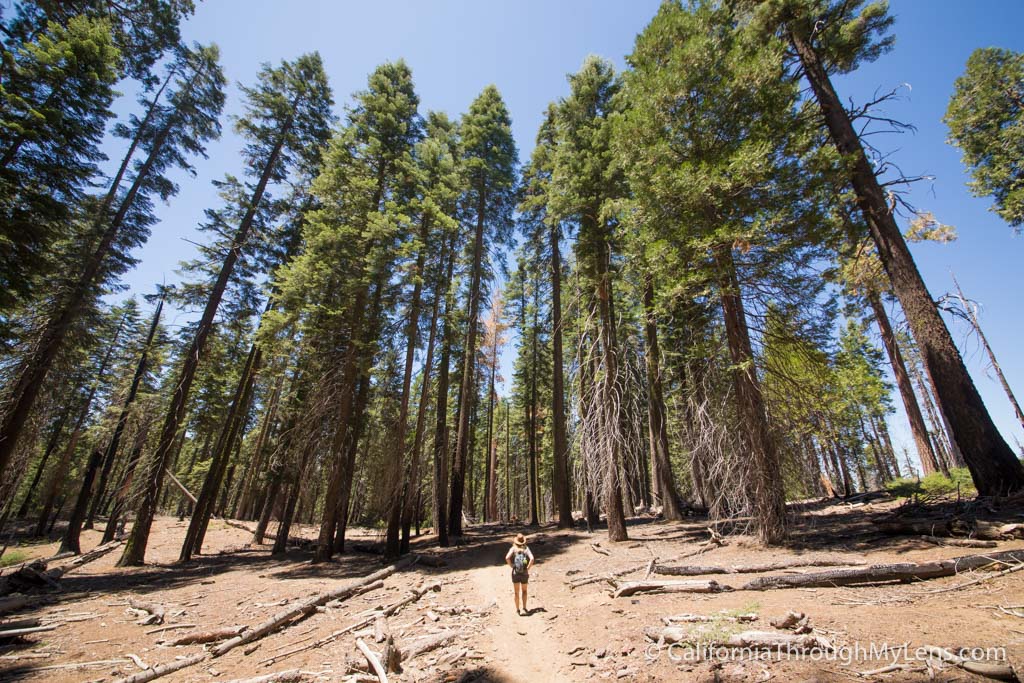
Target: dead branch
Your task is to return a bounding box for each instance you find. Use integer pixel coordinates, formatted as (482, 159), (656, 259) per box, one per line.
(397, 630), (459, 660)
(0, 623), (59, 638)
(355, 638), (388, 683)
(223, 671), (311, 683)
(145, 622), (197, 635)
(919, 535), (998, 549)
(259, 580), (440, 667)
(113, 652), (210, 683)
(127, 597), (165, 625)
(662, 613), (757, 625)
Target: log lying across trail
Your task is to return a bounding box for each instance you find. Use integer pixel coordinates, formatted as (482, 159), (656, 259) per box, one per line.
(112, 555), (418, 683)
(742, 549), (1024, 590)
(654, 557), (866, 577)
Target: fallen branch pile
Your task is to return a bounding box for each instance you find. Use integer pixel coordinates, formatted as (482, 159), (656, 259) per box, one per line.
(112, 555), (419, 683)
(259, 580), (441, 666)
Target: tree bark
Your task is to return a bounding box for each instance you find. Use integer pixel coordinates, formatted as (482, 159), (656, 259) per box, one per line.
(714, 244), (785, 544)
(642, 272), (685, 521)
(789, 25), (1024, 495)
(448, 188), (487, 538)
(868, 293), (939, 474)
(385, 217), (431, 557)
(180, 340), (261, 561)
(549, 224), (573, 528)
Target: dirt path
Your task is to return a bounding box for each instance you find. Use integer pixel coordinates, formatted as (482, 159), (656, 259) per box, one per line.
(466, 551), (567, 682)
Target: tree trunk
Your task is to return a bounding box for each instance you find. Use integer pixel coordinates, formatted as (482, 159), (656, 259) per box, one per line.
(180, 340), (261, 561)
(86, 298), (163, 530)
(642, 272), (685, 521)
(15, 406), (71, 519)
(403, 234), (459, 550)
(789, 26), (1024, 495)
(714, 244), (785, 544)
(385, 218), (431, 557)
(868, 293), (939, 474)
(548, 225), (573, 528)
(448, 188), (486, 538)
(119, 111), (294, 567)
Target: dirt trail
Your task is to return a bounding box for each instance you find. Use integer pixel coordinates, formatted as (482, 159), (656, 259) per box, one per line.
(465, 547), (567, 682)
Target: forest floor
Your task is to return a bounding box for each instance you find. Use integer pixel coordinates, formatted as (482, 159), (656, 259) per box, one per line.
(1, 494), (1023, 683)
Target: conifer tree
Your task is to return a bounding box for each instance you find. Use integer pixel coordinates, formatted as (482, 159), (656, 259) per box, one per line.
(751, 0), (1024, 494)
(448, 86), (517, 538)
(945, 47), (1024, 231)
(119, 53), (333, 566)
(0, 43), (226, 488)
(549, 57), (629, 541)
(272, 61), (419, 562)
(0, 15), (121, 320)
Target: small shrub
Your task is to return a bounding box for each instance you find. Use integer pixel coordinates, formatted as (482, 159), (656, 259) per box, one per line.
(885, 467), (976, 499)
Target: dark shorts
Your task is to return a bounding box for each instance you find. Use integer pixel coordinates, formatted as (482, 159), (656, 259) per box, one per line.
(512, 571), (529, 584)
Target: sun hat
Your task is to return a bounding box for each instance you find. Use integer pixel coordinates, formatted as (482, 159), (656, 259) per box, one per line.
(513, 533), (526, 547)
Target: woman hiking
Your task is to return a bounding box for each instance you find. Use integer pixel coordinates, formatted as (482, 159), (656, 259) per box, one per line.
(505, 533), (535, 615)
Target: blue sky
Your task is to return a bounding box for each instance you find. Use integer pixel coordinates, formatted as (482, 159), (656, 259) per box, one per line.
(114, 0), (1024, 470)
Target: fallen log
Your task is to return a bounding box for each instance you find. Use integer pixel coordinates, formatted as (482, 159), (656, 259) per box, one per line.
(69, 538), (123, 567)
(223, 670), (311, 683)
(0, 623), (59, 638)
(168, 624), (244, 646)
(568, 561), (650, 589)
(662, 613), (757, 625)
(612, 580), (728, 598)
(34, 658), (133, 671)
(875, 519), (1023, 541)
(212, 555), (417, 657)
(741, 549), (1024, 590)
(919, 535), (998, 549)
(113, 652), (210, 683)
(655, 557), (866, 577)
(259, 580), (441, 666)
(0, 617), (40, 630)
(0, 595), (46, 616)
(924, 645), (1018, 681)
(645, 626), (831, 652)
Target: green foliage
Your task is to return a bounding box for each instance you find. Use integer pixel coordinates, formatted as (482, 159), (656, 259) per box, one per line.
(885, 467), (977, 498)
(945, 47), (1024, 230)
(0, 550), (28, 567)
(0, 15), (121, 315)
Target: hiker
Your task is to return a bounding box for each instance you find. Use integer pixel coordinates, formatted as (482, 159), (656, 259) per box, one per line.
(505, 532), (534, 615)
